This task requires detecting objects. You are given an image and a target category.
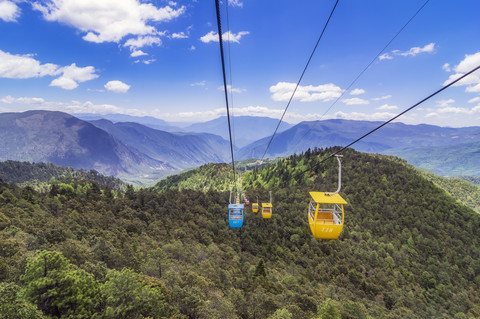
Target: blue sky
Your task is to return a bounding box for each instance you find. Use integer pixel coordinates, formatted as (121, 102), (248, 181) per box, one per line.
(1, 0), (480, 127)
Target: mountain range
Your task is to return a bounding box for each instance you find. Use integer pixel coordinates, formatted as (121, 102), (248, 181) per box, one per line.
(183, 116), (293, 147)
(0, 111), (231, 184)
(78, 113), (294, 148)
(1, 111), (479, 182)
(238, 119), (480, 176)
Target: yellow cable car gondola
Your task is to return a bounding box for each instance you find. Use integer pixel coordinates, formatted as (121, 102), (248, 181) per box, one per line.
(262, 191), (273, 219)
(252, 197), (259, 213)
(308, 155), (347, 239)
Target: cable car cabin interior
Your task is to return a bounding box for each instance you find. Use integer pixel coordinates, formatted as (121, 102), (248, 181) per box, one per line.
(252, 202), (258, 213)
(308, 191), (346, 239)
(261, 203), (272, 219)
(228, 203), (244, 228)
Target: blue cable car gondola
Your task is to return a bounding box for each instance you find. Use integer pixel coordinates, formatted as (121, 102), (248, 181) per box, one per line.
(228, 186), (244, 228)
(228, 203), (244, 228)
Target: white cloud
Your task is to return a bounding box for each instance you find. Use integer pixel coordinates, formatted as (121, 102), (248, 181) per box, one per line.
(425, 112), (439, 118)
(189, 45), (196, 51)
(442, 52), (480, 92)
(0, 50), (98, 90)
(437, 107), (471, 114)
(466, 83), (480, 93)
(398, 43), (435, 56)
(435, 99), (455, 107)
(50, 63), (98, 90)
(0, 0), (20, 22)
(455, 52), (480, 73)
(217, 84), (246, 93)
(190, 81), (206, 87)
(171, 32), (188, 39)
(131, 50), (147, 57)
(380, 43), (436, 61)
(349, 88), (365, 95)
(0, 95), (45, 104)
(377, 104), (398, 110)
(433, 105), (480, 115)
(468, 97), (480, 103)
(0, 95), (136, 115)
(0, 50), (60, 78)
(379, 53), (393, 60)
(442, 63), (451, 72)
(372, 95), (392, 101)
(33, 0), (185, 44)
(228, 0), (243, 7)
(124, 35), (162, 51)
(333, 111), (397, 121)
(270, 82), (342, 102)
(105, 80), (131, 93)
(134, 58), (156, 65)
(341, 97), (370, 105)
(200, 30), (249, 43)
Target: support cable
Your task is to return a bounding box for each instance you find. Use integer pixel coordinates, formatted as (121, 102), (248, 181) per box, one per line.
(295, 0), (430, 146)
(321, 64), (480, 163)
(215, 0), (237, 185)
(261, 0), (340, 160)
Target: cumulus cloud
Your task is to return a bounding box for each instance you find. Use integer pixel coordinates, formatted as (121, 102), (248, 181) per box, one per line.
(349, 88), (365, 95)
(377, 104), (398, 110)
(442, 52), (480, 92)
(435, 99), (455, 107)
(0, 0), (20, 22)
(0, 50), (98, 89)
(333, 111), (397, 122)
(372, 95), (392, 101)
(1, 95), (45, 104)
(468, 97), (480, 103)
(217, 84), (246, 93)
(190, 81), (206, 87)
(50, 63), (98, 90)
(0, 50), (60, 78)
(104, 80), (131, 93)
(0, 95), (141, 115)
(124, 35), (162, 52)
(341, 97), (370, 105)
(379, 53), (393, 60)
(200, 30), (249, 43)
(32, 0), (185, 47)
(398, 43), (435, 56)
(131, 50), (147, 57)
(228, 0), (243, 7)
(442, 63), (451, 72)
(171, 32), (188, 39)
(189, 45), (196, 51)
(379, 43), (436, 61)
(134, 58), (156, 65)
(429, 104), (480, 116)
(270, 82), (342, 102)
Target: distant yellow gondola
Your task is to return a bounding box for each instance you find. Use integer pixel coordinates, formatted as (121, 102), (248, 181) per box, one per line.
(262, 202), (272, 219)
(262, 191), (273, 219)
(252, 202), (259, 213)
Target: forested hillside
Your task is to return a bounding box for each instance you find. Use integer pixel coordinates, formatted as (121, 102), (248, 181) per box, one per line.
(1, 148), (479, 318)
(420, 171), (480, 213)
(0, 160), (126, 191)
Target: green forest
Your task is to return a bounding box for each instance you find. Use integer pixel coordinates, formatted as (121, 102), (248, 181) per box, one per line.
(1, 148), (479, 318)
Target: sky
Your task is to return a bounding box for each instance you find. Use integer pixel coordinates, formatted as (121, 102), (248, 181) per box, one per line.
(1, 0), (480, 127)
